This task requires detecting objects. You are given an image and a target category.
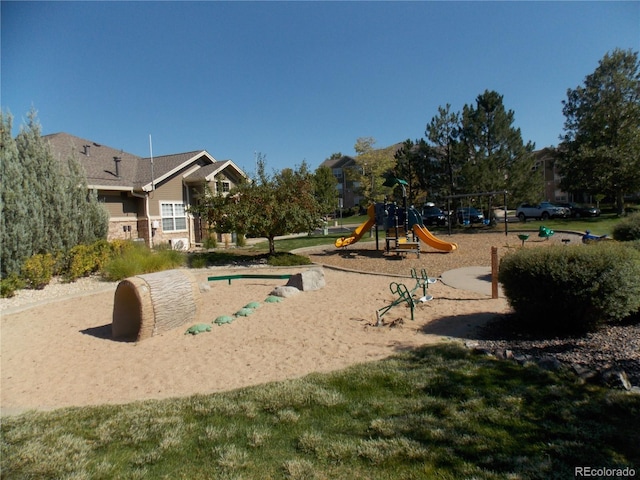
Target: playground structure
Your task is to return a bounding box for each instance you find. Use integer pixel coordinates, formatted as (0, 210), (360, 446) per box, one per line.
(335, 176), (457, 255)
(334, 202), (458, 256)
(582, 230), (608, 243)
(112, 269), (203, 341)
(408, 207), (458, 252)
(518, 233), (530, 247)
(444, 191), (509, 237)
(208, 273), (293, 285)
(334, 183), (513, 259)
(334, 204), (376, 248)
(112, 270), (306, 341)
(375, 268), (438, 325)
(538, 225), (554, 239)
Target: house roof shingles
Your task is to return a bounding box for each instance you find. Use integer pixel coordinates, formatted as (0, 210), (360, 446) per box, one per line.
(44, 133), (216, 191)
(320, 155), (356, 169)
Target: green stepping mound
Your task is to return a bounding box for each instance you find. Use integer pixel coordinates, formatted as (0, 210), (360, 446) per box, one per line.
(264, 296), (282, 303)
(185, 323), (211, 335)
(244, 301), (261, 309)
(235, 308), (254, 317)
(214, 315), (234, 325)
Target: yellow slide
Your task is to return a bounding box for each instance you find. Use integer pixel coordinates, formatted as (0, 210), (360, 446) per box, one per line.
(413, 224), (458, 252)
(335, 204), (376, 248)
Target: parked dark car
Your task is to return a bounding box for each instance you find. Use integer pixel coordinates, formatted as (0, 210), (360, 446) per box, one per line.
(556, 202), (601, 218)
(457, 207), (485, 224)
(422, 204), (447, 226)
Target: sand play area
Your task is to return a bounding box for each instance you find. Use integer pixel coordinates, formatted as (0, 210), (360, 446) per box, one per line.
(0, 231), (582, 416)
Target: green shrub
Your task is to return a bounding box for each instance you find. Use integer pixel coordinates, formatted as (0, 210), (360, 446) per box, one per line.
(64, 244), (92, 281)
(236, 234), (246, 247)
(102, 242), (185, 281)
(499, 242), (640, 333)
(202, 235), (217, 249)
(267, 253), (312, 267)
(160, 247), (185, 267)
(102, 242), (148, 281)
(143, 248), (185, 272)
(152, 241), (172, 251)
(612, 212), (640, 241)
(0, 274), (25, 298)
(102, 256), (142, 281)
(91, 239), (113, 270)
(628, 239), (640, 252)
(62, 240), (116, 282)
(188, 254), (208, 269)
(21, 253), (56, 289)
(108, 239), (137, 256)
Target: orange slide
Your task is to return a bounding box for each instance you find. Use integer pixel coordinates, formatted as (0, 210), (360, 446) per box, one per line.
(335, 204), (376, 248)
(412, 224), (458, 252)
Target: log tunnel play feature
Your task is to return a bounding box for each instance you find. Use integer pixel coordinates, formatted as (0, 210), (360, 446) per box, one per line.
(112, 269), (203, 341)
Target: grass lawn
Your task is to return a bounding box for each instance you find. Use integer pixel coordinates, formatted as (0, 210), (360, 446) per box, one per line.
(2, 344), (638, 479)
(514, 213), (622, 236)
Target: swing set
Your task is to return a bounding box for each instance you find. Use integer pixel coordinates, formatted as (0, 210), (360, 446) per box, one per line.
(445, 190), (509, 237)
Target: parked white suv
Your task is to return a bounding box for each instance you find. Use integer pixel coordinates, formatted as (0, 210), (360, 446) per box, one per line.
(516, 202), (569, 221)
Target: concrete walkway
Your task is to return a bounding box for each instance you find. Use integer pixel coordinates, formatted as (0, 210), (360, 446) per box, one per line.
(440, 266), (504, 298)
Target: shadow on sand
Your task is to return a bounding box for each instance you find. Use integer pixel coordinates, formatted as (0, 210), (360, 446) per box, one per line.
(80, 324), (134, 343)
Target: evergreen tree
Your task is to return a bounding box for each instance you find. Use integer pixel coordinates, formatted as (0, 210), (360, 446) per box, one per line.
(1, 112), (32, 277)
(393, 138), (433, 204)
(16, 111), (69, 254)
(425, 104), (464, 198)
(559, 48), (640, 214)
(459, 90), (538, 201)
(1, 109), (108, 278)
(65, 154), (109, 243)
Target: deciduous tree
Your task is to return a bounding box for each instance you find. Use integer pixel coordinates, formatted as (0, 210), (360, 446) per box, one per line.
(313, 165), (338, 217)
(219, 155), (323, 254)
(352, 137), (397, 203)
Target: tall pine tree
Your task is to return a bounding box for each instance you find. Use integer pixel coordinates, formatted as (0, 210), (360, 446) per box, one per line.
(64, 152), (109, 245)
(425, 104), (464, 199)
(459, 90), (538, 201)
(16, 111), (69, 253)
(1, 112), (33, 277)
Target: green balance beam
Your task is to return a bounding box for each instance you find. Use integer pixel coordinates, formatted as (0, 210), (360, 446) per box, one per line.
(208, 274), (293, 285)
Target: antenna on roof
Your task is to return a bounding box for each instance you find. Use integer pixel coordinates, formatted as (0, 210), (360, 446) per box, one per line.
(149, 134), (155, 192)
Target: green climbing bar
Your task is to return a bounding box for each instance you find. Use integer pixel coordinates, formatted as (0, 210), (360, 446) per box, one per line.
(208, 273), (293, 285)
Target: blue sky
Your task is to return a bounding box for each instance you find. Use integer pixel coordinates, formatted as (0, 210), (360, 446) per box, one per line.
(2, 1), (638, 175)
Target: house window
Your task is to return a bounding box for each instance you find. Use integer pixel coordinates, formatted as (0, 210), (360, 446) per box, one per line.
(216, 181), (230, 193)
(161, 202), (187, 231)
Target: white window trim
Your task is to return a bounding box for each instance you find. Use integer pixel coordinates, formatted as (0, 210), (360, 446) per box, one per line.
(160, 201), (188, 232)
